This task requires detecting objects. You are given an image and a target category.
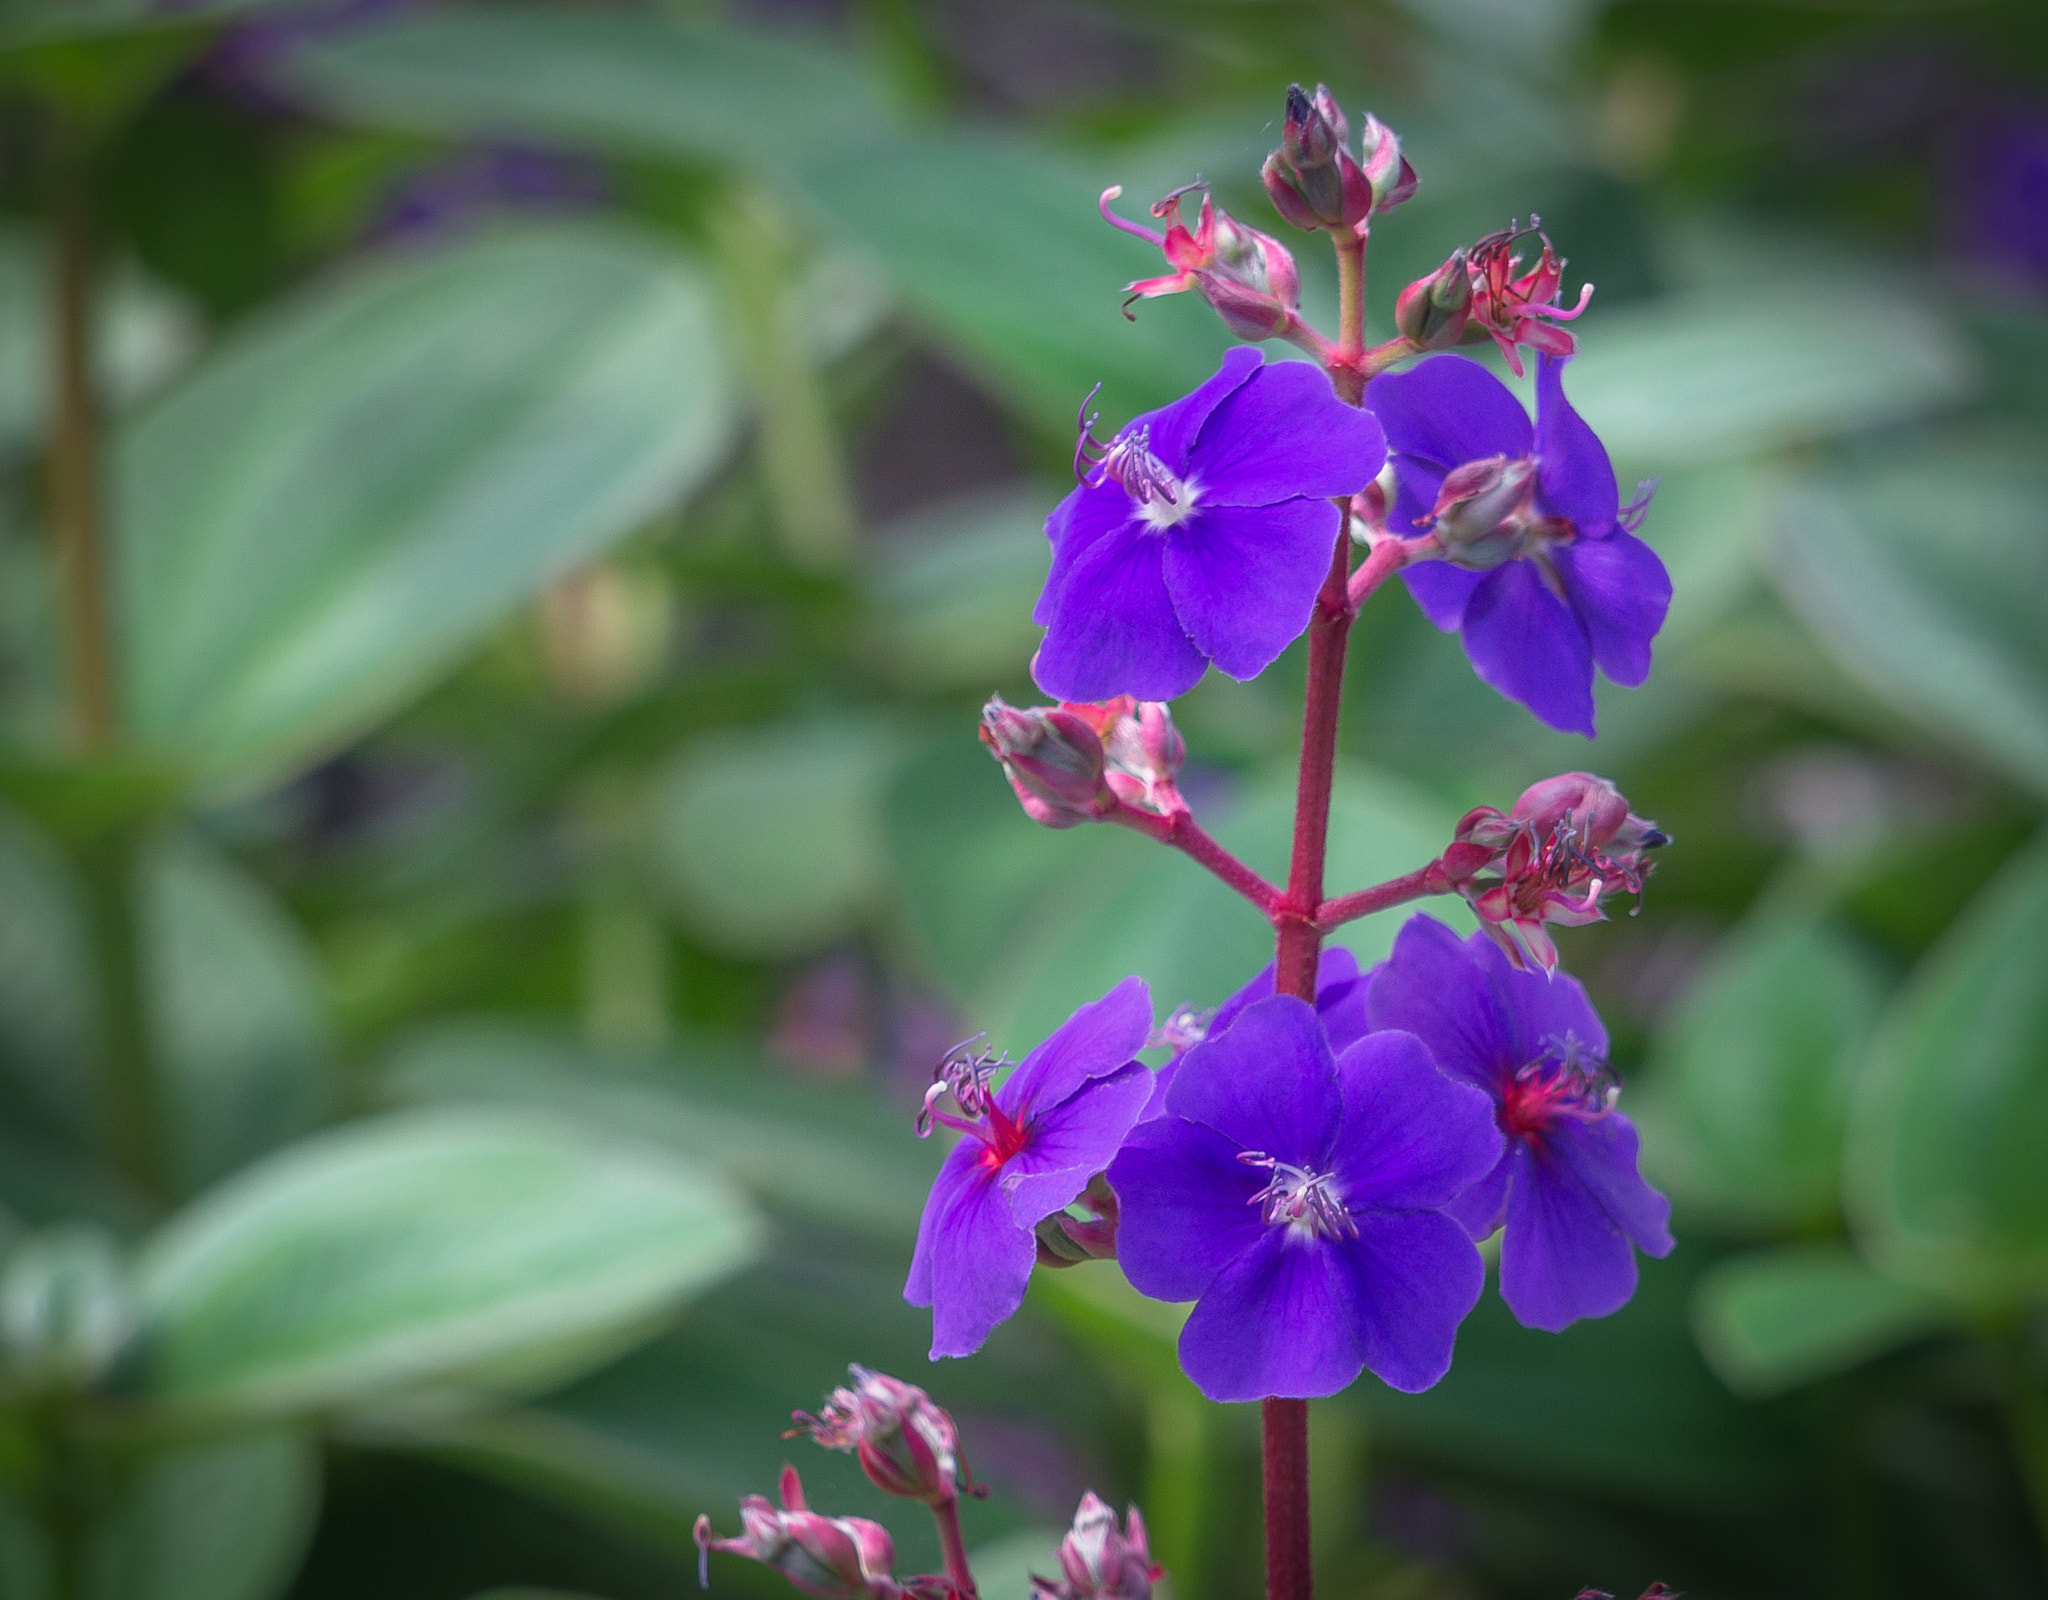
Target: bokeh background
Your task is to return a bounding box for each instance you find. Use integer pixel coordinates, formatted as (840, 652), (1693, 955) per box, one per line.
(0, 1), (2045, 1597)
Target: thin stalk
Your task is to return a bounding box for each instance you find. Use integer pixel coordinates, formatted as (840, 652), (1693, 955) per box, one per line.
(710, 187), (860, 572)
(1329, 233), (1367, 405)
(77, 826), (163, 1198)
(930, 1494), (980, 1599)
(1317, 861), (1447, 931)
(1109, 804), (1283, 917)
(47, 162), (117, 750)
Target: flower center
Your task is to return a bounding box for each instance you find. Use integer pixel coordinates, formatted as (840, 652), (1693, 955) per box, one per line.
(917, 1035), (1032, 1170)
(1239, 1151), (1356, 1240)
(1500, 1032), (1617, 1138)
(1072, 390), (1199, 530)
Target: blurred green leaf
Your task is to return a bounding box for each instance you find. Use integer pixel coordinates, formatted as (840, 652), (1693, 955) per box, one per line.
(1568, 281), (1974, 469)
(1773, 433), (2048, 799)
(116, 222), (737, 789)
(281, 7), (889, 174)
(966, 1528), (1065, 1600)
(0, 224), (197, 456)
(888, 739), (1466, 1052)
(143, 833), (331, 1199)
(1635, 916), (1886, 1233)
(1848, 830), (2048, 1302)
(134, 1106), (761, 1419)
(866, 488), (1052, 690)
(0, 0), (275, 45)
(0, 802), (97, 1146)
(382, 1020), (937, 1245)
(85, 1431), (319, 1600)
(1691, 1243), (1952, 1399)
(653, 716), (906, 957)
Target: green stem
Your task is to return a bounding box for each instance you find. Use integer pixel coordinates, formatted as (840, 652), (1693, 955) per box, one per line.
(47, 152), (117, 751)
(77, 826), (162, 1199)
(710, 187), (861, 573)
(1329, 233), (1367, 405)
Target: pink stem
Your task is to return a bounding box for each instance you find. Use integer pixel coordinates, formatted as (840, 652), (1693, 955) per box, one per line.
(931, 1495), (979, 1599)
(1316, 860), (1450, 930)
(1273, 528), (1354, 1002)
(1109, 805), (1283, 918)
(1344, 534), (1432, 612)
(1262, 1398), (1312, 1600)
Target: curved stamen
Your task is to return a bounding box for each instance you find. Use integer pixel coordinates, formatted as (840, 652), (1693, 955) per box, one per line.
(1239, 1151), (1357, 1239)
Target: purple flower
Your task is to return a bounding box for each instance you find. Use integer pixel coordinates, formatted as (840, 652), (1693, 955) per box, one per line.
(1033, 348), (1385, 703)
(1363, 915), (1674, 1332)
(1108, 995), (1501, 1401)
(907, 979), (1156, 1358)
(1365, 354), (1669, 738)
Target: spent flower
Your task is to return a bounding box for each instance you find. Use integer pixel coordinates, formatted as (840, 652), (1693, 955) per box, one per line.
(1037, 347), (1384, 702)
(1109, 996), (1500, 1400)
(1062, 696), (1188, 816)
(1367, 353), (1669, 737)
(907, 980), (1157, 1357)
(1365, 915), (1674, 1332)
(1032, 1492), (1161, 1600)
(790, 1366), (966, 1506)
(1466, 218), (1593, 376)
(980, 697), (1118, 828)
(1100, 183), (1302, 340)
(695, 1465), (913, 1600)
(1444, 773), (1668, 973)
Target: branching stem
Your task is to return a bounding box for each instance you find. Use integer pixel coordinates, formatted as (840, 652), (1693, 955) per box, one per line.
(1109, 804), (1282, 917)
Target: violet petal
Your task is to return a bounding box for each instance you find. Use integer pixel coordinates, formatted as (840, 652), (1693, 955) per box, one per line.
(906, 1146), (1038, 1358)
(1534, 355), (1619, 537)
(1003, 1063), (1157, 1228)
(1108, 1114), (1266, 1302)
(1194, 361), (1386, 507)
(1365, 916), (1514, 1098)
(1328, 1031), (1503, 1212)
(1000, 974), (1153, 1118)
(1164, 995), (1340, 1168)
(1162, 499), (1342, 682)
(1460, 560), (1596, 738)
(1177, 1229), (1364, 1401)
(1552, 531), (1671, 689)
(1341, 1208), (1487, 1393)
(1033, 523), (1207, 702)
(1366, 354), (1533, 471)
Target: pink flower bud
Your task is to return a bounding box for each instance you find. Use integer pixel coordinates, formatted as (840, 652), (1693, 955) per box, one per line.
(1448, 774), (1667, 973)
(1033, 1173), (1120, 1268)
(1263, 85), (1410, 235)
(981, 696), (1117, 828)
(1033, 1493), (1161, 1600)
(1394, 248), (1472, 350)
(1429, 456), (1540, 569)
(1061, 698), (1186, 817)
(790, 1366), (966, 1507)
(696, 1465), (906, 1599)
(1355, 112), (1418, 212)
(1099, 185), (1300, 341)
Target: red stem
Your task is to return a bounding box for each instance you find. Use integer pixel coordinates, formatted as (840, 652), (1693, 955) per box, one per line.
(1316, 860), (1448, 931)
(1273, 527), (1354, 1001)
(1109, 805), (1283, 917)
(1345, 534), (1426, 613)
(930, 1495), (979, 1599)
(1262, 1398), (1312, 1600)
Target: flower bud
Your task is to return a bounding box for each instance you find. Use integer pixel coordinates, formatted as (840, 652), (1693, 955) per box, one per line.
(1355, 112), (1418, 212)
(1032, 1493), (1161, 1600)
(1394, 248), (1472, 350)
(981, 696), (1117, 828)
(1033, 1174), (1120, 1268)
(1061, 698), (1186, 816)
(791, 1366), (965, 1507)
(697, 1465), (906, 1599)
(1099, 185), (1300, 341)
(1430, 456), (1539, 569)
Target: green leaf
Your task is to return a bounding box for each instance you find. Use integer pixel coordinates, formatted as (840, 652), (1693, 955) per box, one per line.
(865, 488), (1053, 690)
(1566, 281), (1974, 469)
(115, 223), (737, 788)
(382, 1020), (937, 1245)
(1691, 1243), (1953, 1398)
(1635, 916), (1886, 1233)
(0, 802), (97, 1147)
(652, 716), (905, 957)
(887, 738), (1467, 1053)
(0, 0), (275, 45)
(134, 1105), (761, 1419)
(1848, 830), (2048, 1301)
(280, 7), (888, 175)
(86, 1432), (320, 1600)
(142, 833), (332, 1198)
(1773, 433), (2048, 799)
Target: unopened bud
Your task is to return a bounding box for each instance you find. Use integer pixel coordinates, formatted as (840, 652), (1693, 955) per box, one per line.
(1, 1225), (133, 1394)
(981, 696), (1117, 828)
(1033, 1174), (1120, 1269)
(791, 1366), (966, 1507)
(1355, 112), (1418, 212)
(1266, 83), (1370, 231)
(1033, 1493), (1161, 1600)
(1062, 698), (1186, 816)
(1394, 248), (1471, 350)
(1431, 456), (1539, 569)
(697, 1465), (906, 1599)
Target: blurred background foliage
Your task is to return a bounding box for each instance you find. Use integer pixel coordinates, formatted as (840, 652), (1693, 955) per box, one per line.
(0, 0), (2044, 1596)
